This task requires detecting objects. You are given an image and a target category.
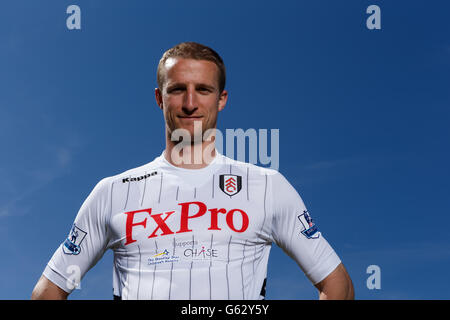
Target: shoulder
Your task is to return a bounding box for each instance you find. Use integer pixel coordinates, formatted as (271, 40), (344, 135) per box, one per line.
(92, 154), (163, 191)
(219, 154), (280, 178)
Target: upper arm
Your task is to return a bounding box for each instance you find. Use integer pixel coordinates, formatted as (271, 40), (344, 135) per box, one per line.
(314, 263), (354, 300)
(41, 178), (112, 294)
(31, 275), (69, 300)
(270, 172), (342, 285)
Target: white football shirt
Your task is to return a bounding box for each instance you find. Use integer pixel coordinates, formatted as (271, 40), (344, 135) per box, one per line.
(43, 151), (341, 299)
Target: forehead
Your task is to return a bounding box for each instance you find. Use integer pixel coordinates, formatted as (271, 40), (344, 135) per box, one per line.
(162, 57), (219, 86)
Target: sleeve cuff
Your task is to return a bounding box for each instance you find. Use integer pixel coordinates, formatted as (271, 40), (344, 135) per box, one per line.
(43, 264), (74, 294)
(306, 252), (342, 285)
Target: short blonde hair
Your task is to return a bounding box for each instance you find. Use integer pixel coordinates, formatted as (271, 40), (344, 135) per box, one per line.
(157, 42), (226, 93)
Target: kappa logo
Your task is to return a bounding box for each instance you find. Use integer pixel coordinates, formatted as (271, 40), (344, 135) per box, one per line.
(219, 174), (242, 196)
(122, 171), (158, 183)
(63, 224), (87, 255)
(297, 210), (320, 239)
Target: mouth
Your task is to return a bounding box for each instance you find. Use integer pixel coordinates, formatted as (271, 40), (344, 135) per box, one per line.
(177, 115), (203, 118)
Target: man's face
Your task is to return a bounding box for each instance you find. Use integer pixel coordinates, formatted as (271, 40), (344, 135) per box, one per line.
(155, 57), (227, 143)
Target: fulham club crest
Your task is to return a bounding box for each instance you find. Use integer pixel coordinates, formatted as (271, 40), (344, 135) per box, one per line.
(219, 174), (242, 197)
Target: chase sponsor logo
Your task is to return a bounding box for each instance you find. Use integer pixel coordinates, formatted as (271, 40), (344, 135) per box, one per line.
(122, 171), (157, 183)
(63, 224), (87, 255)
(297, 210), (319, 239)
(183, 245), (219, 260)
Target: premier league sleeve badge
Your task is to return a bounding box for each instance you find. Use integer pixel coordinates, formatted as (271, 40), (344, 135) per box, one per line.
(297, 210), (320, 239)
(63, 224), (87, 255)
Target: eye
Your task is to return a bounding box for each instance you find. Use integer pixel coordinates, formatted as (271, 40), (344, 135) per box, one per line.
(198, 87), (211, 93)
(168, 87), (184, 93)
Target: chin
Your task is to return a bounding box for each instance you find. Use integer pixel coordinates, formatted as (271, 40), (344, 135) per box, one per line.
(169, 127), (203, 143)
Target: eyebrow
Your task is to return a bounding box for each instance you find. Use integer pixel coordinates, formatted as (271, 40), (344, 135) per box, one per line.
(166, 83), (216, 91)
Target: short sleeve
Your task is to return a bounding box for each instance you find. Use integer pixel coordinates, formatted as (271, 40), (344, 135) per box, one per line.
(270, 172), (341, 284)
(43, 177), (111, 293)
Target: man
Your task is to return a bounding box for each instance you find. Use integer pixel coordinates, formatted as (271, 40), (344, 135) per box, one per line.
(32, 42), (354, 300)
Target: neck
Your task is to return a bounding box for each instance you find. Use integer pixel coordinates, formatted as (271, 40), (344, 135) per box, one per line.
(164, 131), (217, 169)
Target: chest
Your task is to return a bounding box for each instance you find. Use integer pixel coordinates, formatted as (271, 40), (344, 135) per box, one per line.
(108, 172), (269, 255)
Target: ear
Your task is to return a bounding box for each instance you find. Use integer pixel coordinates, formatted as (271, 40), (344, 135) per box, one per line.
(218, 89), (228, 112)
(155, 87), (163, 110)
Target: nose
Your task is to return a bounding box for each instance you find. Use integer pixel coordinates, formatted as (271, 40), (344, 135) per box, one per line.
(182, 86), (198, 114)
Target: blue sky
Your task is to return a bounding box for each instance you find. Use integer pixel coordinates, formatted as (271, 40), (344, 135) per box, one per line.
(1, 0), (449, 299)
